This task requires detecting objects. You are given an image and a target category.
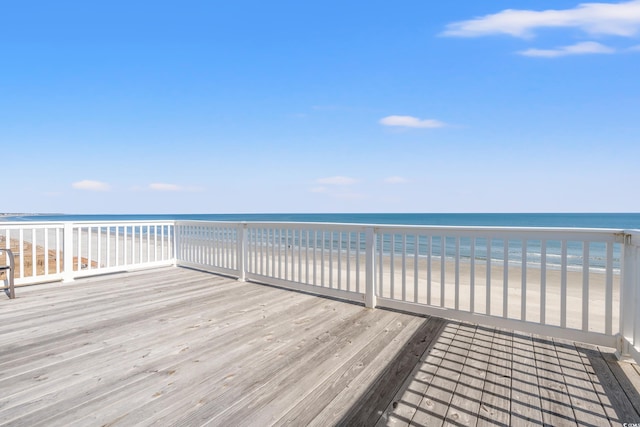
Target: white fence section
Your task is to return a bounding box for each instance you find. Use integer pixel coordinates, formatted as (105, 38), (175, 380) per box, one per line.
(0, 222), (66, 284)
(174, 221), (639, 361)
(372, 225), (623, 349)
(244, 222), (369, 304)
(0, 221), (175, 285)
(3, 219), (639, 363)
(175, 221), (241, 278)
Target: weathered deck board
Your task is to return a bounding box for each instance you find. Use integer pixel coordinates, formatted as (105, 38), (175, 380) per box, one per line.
(1, 266), (639, 426)
(476, 327), (511, 427)
(509, 331), (543, 425)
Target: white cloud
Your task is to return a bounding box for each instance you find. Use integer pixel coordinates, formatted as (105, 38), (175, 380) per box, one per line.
(519, 41), (615, 57)
(333, 192), (366, 200)
(72, 180), (111, 191)
(311, 177), (364, 199)
(442, 1), (640, 38)
(384, 176), (409, 184)
(148, 183), (205, 192)
(316, 176), (357, 185)
(630, 44), (640, 50)
(150, 183), (182, 191)
(380, 115), (446, 129)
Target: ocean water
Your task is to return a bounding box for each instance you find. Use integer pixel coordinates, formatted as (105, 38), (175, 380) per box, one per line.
(5, 212), (640, 229)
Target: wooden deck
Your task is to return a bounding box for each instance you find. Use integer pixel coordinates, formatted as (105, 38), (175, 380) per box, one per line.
(1, 267), (639, 427)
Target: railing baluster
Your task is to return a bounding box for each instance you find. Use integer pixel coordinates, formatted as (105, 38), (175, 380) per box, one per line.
(271, 228), (276, 278)
(346, 232), (351, 292)
(561, 240), (568, 329)
(402, 234), (407, 302)
(329, 232), (334, 288)
(440, 236), (445, 308)
(414, 234), (419, 304)
(605, 242), (613, 335)
(56, 227), (61, 273)
(486, 239), (492, 316)
(503, 239), (509, 318)
(31, 228), (36, 277)
(582, 243), (590, 332)
(298, 230), (303, 283)
(427, 235), (432, 306)
(44, 228), (49, 276)
(470, 237), (475, 313)
(390, 234), (395, 300)
(455, 236), (460, 310)
(378, 232), (384, 297)
(540, 240), (547, 325)
(313, 230), (317, 285)
(115, 226), (120, 266)
(521, 240), (527, 322)
(356, 232), (361, 293)
(77, 227), (82, 270)
(87, 227), (93, 271)
(97, 227), (102, 269)
(321, 231), (325, 287)
(304, 228), (310, 284)
(335, 232), (340, 290)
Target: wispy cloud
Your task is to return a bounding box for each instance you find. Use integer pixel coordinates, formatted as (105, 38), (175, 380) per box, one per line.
(384, 176), (409, 184)
(630, 44), (640, 51)
(380, 115), (446, 129)
(72, 180), (111, 191)
(442, 1), (640, 38)
(332, 192), (366, 200)
(149, 183), (182, 191)
(148, 183), (204, 192)
(316, 176), (358, 185)
(519, 41), (615, 57)
(310, 176), (364, 199)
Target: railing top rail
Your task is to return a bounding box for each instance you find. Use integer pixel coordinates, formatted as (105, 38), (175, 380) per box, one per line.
(174, 220), (631, 239)
(0, 222), (67, 229)
(371, 224), (628, 241)
(0, 220), (175, 227)
(2, 219), (638, 240)
(176, 220), (370, 232)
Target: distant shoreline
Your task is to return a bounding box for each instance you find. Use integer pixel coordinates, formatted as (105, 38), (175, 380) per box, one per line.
(1, 213), (63, 218)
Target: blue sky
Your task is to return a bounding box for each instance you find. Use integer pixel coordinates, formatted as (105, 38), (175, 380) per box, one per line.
(2, 0), (639, 214)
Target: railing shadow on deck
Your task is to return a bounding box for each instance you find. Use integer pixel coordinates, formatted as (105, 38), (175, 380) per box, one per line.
(335, 321), (640, 427)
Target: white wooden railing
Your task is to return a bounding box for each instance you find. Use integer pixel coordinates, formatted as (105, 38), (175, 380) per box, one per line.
(0, 221), (175, 285)
(175, 220), (640, 363)
(2, 219), (639, 364)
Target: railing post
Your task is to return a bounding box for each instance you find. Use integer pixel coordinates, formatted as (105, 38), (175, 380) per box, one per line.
(62, 222), (74, 283)
(237, 223), (247, 282)
(172, 222), (179, 266)
(365, 226), (376, 308)
(618, 233), (637, 359)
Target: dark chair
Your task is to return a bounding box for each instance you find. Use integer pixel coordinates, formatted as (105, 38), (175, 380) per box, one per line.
(1, 249), (15, 299)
